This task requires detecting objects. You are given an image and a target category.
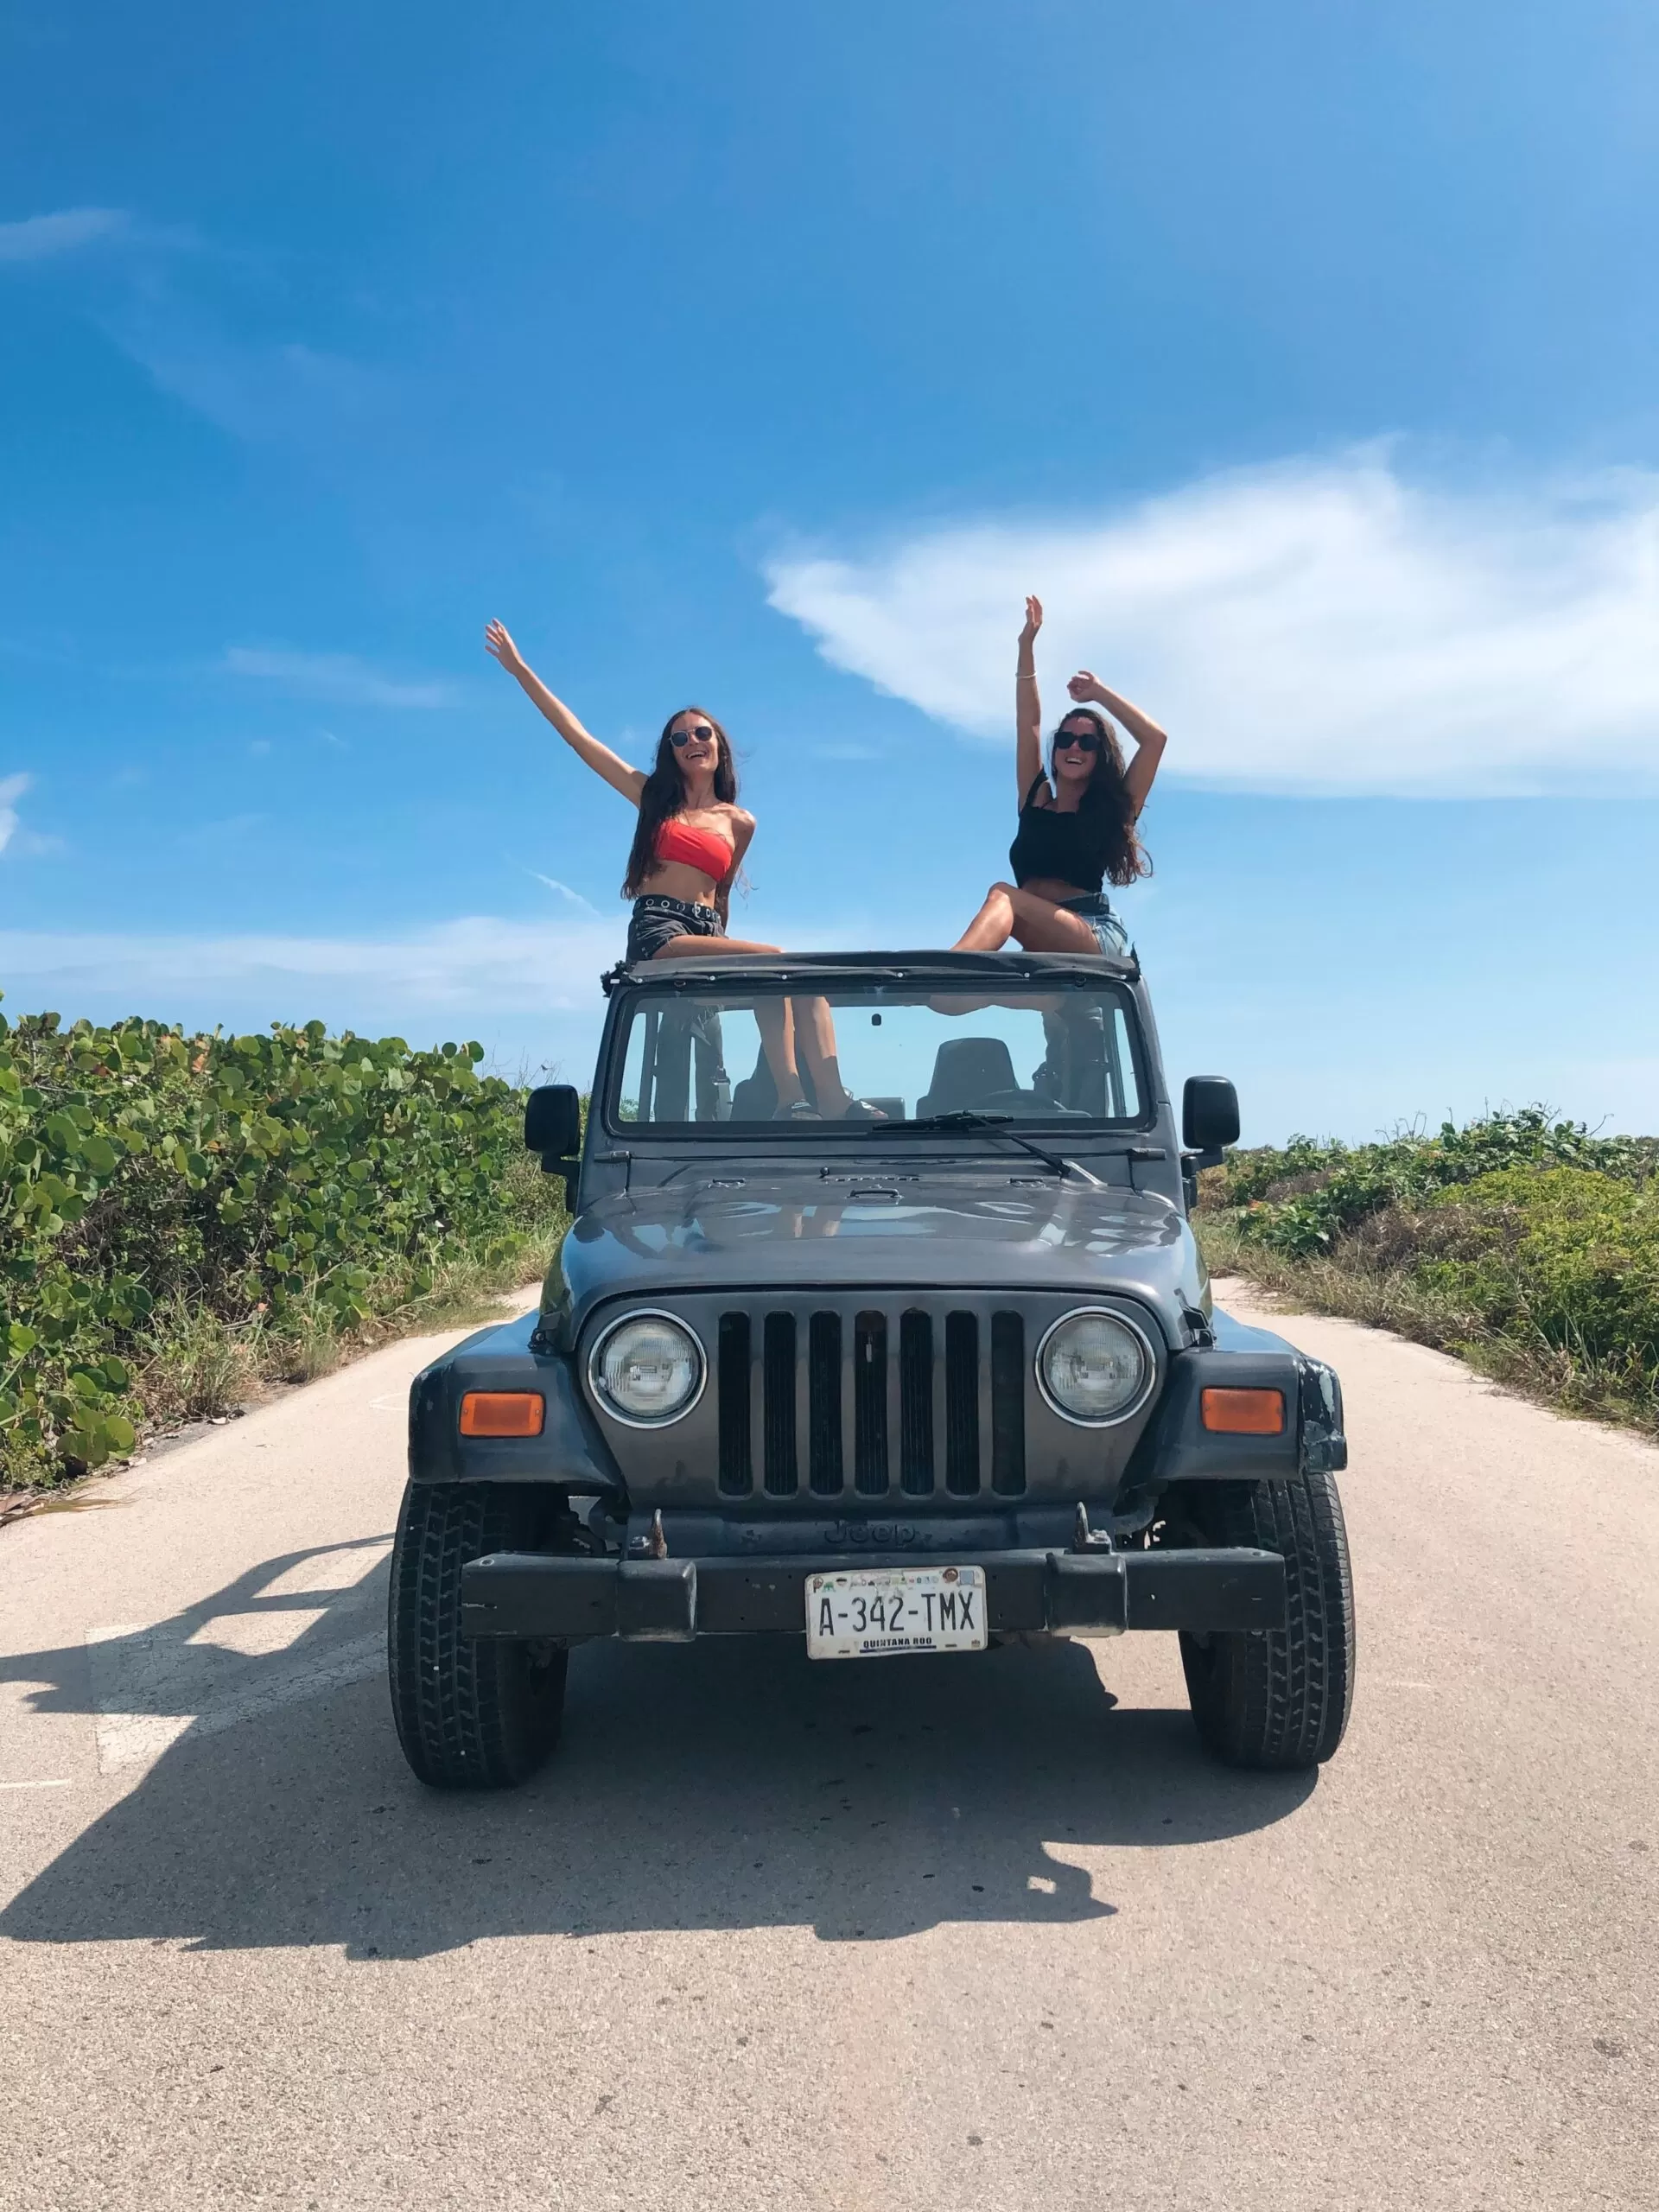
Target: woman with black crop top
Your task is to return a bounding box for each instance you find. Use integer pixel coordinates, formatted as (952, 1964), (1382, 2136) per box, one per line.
(950, 596), (1166, 956)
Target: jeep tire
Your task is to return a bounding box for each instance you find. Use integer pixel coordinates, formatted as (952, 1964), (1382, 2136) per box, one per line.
(1175, 1466), (1355, 1770)
(388, 1481), (569, 1789)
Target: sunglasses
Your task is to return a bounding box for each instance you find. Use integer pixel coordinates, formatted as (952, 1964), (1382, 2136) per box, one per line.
(670, 723), (716, 748)
(1054, 727), (1102, 755)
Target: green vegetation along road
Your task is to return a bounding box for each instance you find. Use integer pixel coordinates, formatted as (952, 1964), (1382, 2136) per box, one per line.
(0, 1006), (564, 1493)
(1199, 1109), (1659, 1438)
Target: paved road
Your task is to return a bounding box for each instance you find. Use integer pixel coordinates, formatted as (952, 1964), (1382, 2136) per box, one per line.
(3, 1284), (1656, 2211)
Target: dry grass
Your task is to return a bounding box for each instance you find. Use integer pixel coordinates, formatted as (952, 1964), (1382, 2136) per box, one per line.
(136, 1299), (265, 1426)
(123, 1213), (562, 1440)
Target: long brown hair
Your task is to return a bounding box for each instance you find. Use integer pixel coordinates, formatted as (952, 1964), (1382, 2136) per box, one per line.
(622, 705), (738, 898)
(1052, 707), (1151, 887)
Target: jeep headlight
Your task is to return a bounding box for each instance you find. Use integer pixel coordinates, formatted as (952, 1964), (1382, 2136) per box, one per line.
(1036, 1307), (1154, 1426)
(588, 1310), (705, 1427)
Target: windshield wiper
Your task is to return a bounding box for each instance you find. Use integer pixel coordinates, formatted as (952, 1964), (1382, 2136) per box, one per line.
(874, 1109), (1085, 1180)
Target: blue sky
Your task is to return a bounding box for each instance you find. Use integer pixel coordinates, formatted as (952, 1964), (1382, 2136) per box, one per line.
(3, 0), (1657, 1140)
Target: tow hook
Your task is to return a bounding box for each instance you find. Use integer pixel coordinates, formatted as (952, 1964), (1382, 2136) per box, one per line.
(1071, 1503), (1116, 1553)
(628, 1509), (670, 1560)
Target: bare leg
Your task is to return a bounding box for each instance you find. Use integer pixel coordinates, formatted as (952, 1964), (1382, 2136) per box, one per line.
(652, 937), (871, 1117)
(951, 882), (1102, 955)
(789, 995), (866, 1118)
(652, 931), (785, 959)
(652, 933), (805, 1104)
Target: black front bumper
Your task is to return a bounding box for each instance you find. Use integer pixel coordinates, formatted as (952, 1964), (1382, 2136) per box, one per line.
(459, 1546), (1287, 1643)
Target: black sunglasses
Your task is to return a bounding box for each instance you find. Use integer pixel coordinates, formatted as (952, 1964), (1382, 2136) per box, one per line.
(669, 722), (716, 748)
(1054, 726), (1102, 754)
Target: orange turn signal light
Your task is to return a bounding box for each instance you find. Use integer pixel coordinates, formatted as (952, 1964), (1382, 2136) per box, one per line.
(1200, 1387), (1286, 1436)
(460, 1390), (546, 1438)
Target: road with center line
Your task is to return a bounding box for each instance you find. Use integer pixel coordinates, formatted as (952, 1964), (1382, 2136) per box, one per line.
(2, 1282), (1656, 2210)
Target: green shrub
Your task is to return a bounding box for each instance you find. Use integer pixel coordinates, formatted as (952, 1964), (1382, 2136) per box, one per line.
(1205, 1107), (1656, 1258)
(1199, 1109), (1659, 1432)
(1413, 1167), (1659, 1376)
(0, 1001), (563, 1484)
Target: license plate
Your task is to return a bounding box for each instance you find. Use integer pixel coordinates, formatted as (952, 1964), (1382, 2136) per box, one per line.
(804, 1565), (987, 1660)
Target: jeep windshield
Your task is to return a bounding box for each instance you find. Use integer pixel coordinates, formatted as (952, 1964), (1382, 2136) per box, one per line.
(607, 979), (1148, 1131)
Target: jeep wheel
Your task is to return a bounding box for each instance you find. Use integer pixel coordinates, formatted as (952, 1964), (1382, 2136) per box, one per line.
(1174, 1467), (1355, 1770)
(388, 1481), (569, 1789)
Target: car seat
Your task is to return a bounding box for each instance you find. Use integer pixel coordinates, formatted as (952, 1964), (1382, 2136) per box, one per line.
(916, 1037), (1019, 1118)
(730, 1046), (817, 1122)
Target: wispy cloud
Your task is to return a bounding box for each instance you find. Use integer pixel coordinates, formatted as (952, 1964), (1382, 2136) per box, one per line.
(0, 899), (957, 1079)
(222, 646), (455, 710)
(766, 452), (1659, 797)
(0, 772), (29, 854)
(0, 899), (903, 1019)
(116, 316), (384, 443)
(527, 870), (601, 914)
(0, 207), (129, 264)
(0, 208), (365, 444)
(0, 917), (625, 1016)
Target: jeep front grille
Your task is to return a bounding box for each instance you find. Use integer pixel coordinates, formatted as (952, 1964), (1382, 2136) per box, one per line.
(715, 1302), (1027, 1498)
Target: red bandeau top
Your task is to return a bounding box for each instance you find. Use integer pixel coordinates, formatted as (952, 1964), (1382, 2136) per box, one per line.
(653, 815), (734, 881)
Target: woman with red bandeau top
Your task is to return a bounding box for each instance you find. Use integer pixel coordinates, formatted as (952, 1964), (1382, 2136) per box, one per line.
(485, 620), (875, 1119)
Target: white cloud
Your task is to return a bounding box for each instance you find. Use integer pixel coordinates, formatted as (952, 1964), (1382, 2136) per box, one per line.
(0, 772), (29, 854)
(0, 916), (626, 1079)
(766, 452), (1659, 796)
(0, 893), (907, 989)
(0, 207), (128, 264)
(221, 646), (454, 709)
(0, 899), (911, 1021)
(0, 916), (625, 1017)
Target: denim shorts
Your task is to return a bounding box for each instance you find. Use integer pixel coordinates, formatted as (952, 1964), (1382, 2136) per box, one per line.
(626, 894), (721, 964)
(1059, 893), (1130, 957)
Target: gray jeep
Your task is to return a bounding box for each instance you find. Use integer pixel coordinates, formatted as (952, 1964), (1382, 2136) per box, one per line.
(389, 950), (1353, 1789)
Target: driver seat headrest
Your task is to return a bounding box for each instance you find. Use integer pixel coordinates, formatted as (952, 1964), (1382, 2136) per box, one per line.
(917, 1036), (1019, 1118)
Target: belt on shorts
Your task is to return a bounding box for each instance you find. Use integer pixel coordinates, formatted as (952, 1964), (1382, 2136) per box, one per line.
(626, 895), (721, 963)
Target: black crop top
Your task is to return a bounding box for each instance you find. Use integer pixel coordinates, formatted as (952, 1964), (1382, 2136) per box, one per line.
(1008, 775), (1110, 893)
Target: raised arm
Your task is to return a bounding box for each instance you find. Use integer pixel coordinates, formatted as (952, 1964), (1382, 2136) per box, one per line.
(485, 620), (646, 804)
(1067, 671), (1167, 818)
(1015, 595), (1044, 800)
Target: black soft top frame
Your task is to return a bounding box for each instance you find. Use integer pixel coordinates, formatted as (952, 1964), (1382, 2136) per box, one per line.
(599, 947), (1141, 998)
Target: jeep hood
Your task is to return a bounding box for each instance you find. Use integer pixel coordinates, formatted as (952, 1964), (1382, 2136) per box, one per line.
(553, 1172), (1205, 1344)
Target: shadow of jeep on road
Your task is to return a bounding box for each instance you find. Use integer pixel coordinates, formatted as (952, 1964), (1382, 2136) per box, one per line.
(1, 1537), (1314, 1959)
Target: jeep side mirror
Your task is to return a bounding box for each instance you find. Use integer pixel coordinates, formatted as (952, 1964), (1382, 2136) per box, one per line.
(524, 1084), (582, 1161)
(1182, 1076), (1239, 1166)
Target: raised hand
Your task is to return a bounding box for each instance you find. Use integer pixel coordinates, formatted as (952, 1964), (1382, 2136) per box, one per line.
(1067, 670), (1104, 703)
(1019, 594), (1044, 646)
(484, 619), (525, 678)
